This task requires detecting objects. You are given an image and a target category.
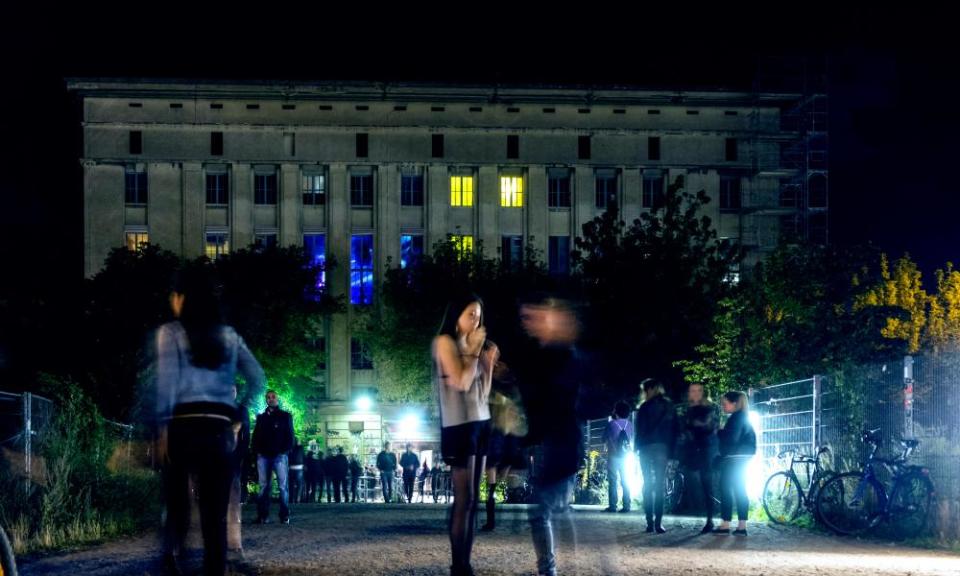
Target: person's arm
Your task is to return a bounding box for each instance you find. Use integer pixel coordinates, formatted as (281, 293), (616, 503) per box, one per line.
(432, 334), (483, 392)
(235, 332), (266, 408)
(155, 324), (180, 424)
(283, 413), (295, 454)
(478, 341), (499, 403)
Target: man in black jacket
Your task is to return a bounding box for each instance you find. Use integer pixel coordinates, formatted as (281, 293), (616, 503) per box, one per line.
(252, 390), (294, 524)
(399, 444), (420, 503)
(376, 442), (398, 503)
(635, 378), (677, 534)
(332, 447), (349, 503)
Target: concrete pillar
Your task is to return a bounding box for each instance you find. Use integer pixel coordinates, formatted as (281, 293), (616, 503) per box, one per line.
(477, 165), (498, 258)
(327, 163), (351, 402)
(526, 165), (548, 261)
(84, 162), (124, 277)
(181, 162), (204, 259)
(574, 165), (594, 243)
(147, 162), (182, 253)
(231, 163), (253, 250)
(378, 165), (400, 271)
(426, 165), (449, 252)
(622, 168), (642, 225)
(280, 163), (301, 247)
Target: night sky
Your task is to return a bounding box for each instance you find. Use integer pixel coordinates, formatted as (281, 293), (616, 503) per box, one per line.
(2, 9), (957, 291)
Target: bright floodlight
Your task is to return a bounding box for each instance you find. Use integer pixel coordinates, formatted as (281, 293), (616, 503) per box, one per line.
(355, 396), (373, 411)
(399, 413), (421, 437)
(746, 409), (766, 500)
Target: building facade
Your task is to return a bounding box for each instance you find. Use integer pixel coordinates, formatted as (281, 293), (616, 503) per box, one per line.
(68, 79), (828, 457)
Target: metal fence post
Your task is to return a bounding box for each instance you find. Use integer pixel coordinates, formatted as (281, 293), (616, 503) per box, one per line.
(903, 355), (914, 439)
(812, 375), (821, 452)
(23, 391), (32, 497)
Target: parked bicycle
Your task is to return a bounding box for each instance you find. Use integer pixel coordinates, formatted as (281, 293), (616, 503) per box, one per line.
(815, 429), (934, 538)
(762, 445), (833, 525)
(0, 524), (17, 576)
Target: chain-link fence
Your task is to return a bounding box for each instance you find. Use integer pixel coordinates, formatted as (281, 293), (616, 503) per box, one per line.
(0, 391), (55, 494)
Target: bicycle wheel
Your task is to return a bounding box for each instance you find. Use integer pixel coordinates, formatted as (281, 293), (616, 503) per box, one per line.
(763, 472), (802, 524)
(816, 472), (884, 535)
(0, 526), (17, 576)
(889, 472), (934, 539)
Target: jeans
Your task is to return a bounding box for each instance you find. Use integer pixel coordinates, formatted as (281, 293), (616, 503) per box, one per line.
(720, 456), (750, 522)
(606, 455), (631, 510)
(639, 443), (669, 525)
(529, 475), (575, 576)
(257, 453), (290, 521)
(164, 417), (236, 576)
(289, 468), (304, 503)
(380, 471), (395, 502)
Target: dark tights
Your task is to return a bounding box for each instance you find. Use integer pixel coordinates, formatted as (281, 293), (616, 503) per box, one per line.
(449, 455), (485, 574)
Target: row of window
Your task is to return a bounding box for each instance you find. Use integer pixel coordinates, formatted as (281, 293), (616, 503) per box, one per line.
(125, 130), (740, 163)
(127, 168), (753, 211)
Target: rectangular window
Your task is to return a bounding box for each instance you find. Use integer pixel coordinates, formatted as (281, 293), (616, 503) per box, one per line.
(725, 137), (738, 162)
(401, 173), (424, 206)
(451, 235), (474, 259)
(304, 234), (327, 291)
(450, 175), (474, 207)
(205, 233), (230, 260)
(500, 175), (524, 207)
(125, 232), (149, 252)
(400, 234), (424, 269)
(507, 135), (519, 159)
(578, 135), (591, 160)
(211, 132), (224, 156)
(779, 183), (799, 208)
(350, 234), (374, 305)
(129, 131), (142, 155)
(206, 173), (229, 205)
(254, 173), (278, 205)
(254, 233), (277, 251)
(432, 134), (444, 158)
(303, 173), (326, 206)
(719, 175), (742, 211)
(548, 236), (570, 276)
(642, 172), (664, 209)
(595, 171), (617, 209)
(350, 174), (374, 207)
(356, 133), (368, 158)
(501, 235), (523, 269)
(548, 170), (571, 208)
(648, 137), (661, 161)
(124, 167), (148, 204)
(351, 338), (373, 370)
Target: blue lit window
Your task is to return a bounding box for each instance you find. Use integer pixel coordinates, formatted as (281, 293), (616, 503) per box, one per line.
(549, 236), (570, 276)
(400, 234), (424, 269)
(304, 234), (326, 291)
(350, 234), (374, 304)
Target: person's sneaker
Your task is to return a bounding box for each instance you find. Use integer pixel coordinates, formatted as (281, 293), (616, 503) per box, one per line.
(603, 507), (617, 513)
(645, 524), (655, 533)
(733, 528), (748, 536)
(655, 525), (667, 534)
(700, 522), (715, 534)
(712, 527), (731, 534)
(618, 507), (631, 513)
(281, 517), (290, 525)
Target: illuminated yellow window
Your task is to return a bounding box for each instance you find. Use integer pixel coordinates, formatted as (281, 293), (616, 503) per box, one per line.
(500, 176), (523, 207)
(450, 176), (474, 207)
(205, 233), (230, 261)
(125, 232), (149, 252)
(451, 235), (474, 259)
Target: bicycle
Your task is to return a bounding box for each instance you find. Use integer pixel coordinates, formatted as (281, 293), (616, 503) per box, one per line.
(664, 459), (685, 514)
(815, 429), (935, 538)
(0, 524), (17, 576)
(762, 445), (833, 525)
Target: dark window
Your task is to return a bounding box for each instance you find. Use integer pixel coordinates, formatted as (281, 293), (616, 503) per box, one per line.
(507, 107), (520, 113)
(356, 105), (369, 111)
(351, 338), (373, 369)
(648, 137), (661, 161)
(719, 175), (742, 211)
(780, 214), (801, 242)
(432, 134), (444, 158)
(128, 102), (142, 108)
(469, 106), (483, 112)
(254, 173), (278, 205)
(725, 138), (738, 162)
(808, 174), (828, 208)
(808, 212), (828, 244)
(501, 236), (523, 269)
(170, 103), (183, 109)
(578, 108), (591, 114)
(356, 133), (368, 158)
(613, 109), (626, 115)
(431, 106), (446, 112)
(350, 174), (373, 207)
(129, 131), (142, 155)
(595, 173), (617, 209)
(648, 109), (661, 115)
(507, 135), (519, 159)
(725, 110), (739, 116)
(124, 168), (148, 204)
(394, 105), (407, 111)
(246, 103), (260, 110)
(401, 174), (424, 206)
(779, 183), (799, 208)
(318, 104), (333, 111)
(548, 236), (570, 276)
(254, 234), (278, 251)
(686, 110), (700, 115)
(205, 173), (229, 205)
(282, 104), (296, 110)
(400, 234), (424, 269)
(210, 103), (223, 110)
(642, 174), (665, 208)
(548, 171), (571, 208)
(543, 107), (556, 114)
(578, 135), (591, 160)
(211, 132), (223, 156)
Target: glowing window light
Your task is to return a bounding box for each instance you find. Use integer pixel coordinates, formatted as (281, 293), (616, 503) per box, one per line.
(451, 235), (474, 259)
(450, 176), (474, 206)
(125, 232), (149, 252)
(500, 176), (523, 207)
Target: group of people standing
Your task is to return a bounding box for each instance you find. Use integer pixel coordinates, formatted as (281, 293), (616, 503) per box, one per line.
(604, 380), (756, 536)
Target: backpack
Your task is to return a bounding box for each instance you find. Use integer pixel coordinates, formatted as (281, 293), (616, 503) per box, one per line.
(614, 420), (632, 456)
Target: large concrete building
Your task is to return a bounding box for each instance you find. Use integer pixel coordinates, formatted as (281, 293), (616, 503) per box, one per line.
(67, 78), (828, 458)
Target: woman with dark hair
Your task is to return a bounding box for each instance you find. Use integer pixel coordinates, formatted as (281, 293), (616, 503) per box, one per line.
(156, 265), (265, 576)
(715, 390), (756, 536)
(432, 292), (496, 576)
(635, 378), (676, 534)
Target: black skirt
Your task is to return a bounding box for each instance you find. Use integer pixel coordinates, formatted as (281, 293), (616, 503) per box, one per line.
(441, 420), (491, 467)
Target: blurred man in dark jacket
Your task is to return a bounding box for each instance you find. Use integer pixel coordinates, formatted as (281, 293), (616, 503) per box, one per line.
(252, 390), (294, 524)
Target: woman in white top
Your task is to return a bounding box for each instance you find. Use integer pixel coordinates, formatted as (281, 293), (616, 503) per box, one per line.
(432, 292), (497, 576)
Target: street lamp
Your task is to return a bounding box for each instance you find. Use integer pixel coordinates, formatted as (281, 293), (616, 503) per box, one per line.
(355, 395), (373, 412)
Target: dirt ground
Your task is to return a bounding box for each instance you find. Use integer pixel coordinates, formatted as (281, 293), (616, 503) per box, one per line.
(18, 503), (960, 576)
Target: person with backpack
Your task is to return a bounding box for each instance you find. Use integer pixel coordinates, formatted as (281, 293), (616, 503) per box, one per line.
(602, 401), (634, 513)
(714, 390), (756, 536)
(635, 378), (677, 534)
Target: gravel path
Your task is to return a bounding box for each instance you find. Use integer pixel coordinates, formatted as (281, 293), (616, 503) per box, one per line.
(18, 503), (960, 576)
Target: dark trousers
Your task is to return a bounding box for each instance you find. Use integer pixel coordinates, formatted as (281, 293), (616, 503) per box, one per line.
(719, 456), (750, 522)
(325, 476), (334, 502)
(529, 475), (575, 576)
(606, 455), (631, 510)
(687, 450), (714, 521)
(403, 473), (416, 502)
(639, 443), (669, 525)
(164, 417), (236, 576)
(305, 474), (322, 503)
(289, 468), (304, 503)
(350, 476), (360, 502)
(333, 475), (348, 502)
